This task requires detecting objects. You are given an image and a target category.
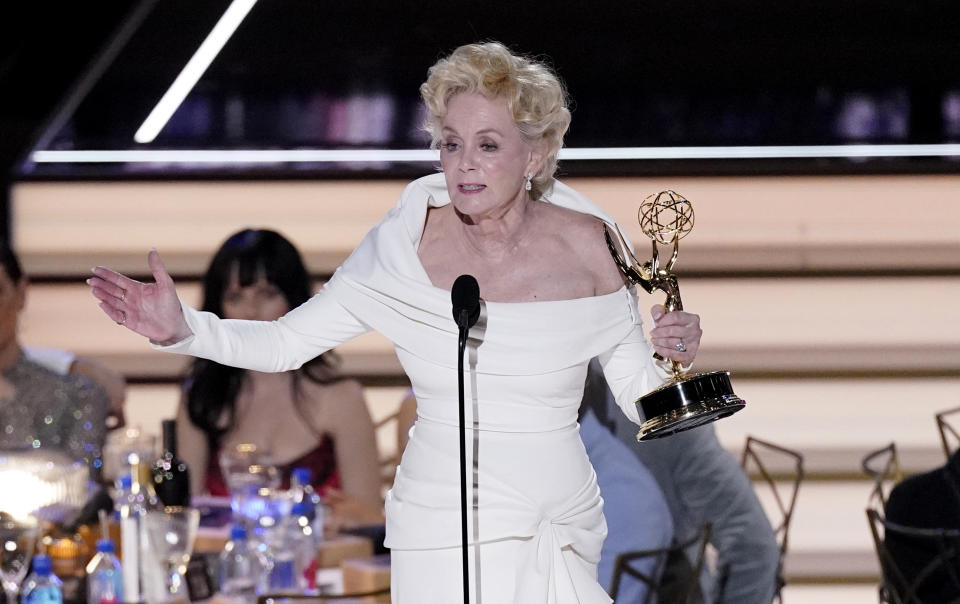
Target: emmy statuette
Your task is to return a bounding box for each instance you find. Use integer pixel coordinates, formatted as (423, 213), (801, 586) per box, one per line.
(604, 190), (746, 441)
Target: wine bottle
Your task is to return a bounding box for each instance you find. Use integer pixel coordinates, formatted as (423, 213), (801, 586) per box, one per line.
(152, 419), (191, 507)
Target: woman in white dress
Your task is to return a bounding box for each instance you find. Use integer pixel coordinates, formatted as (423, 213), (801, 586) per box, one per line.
(88, 42), (703, 604)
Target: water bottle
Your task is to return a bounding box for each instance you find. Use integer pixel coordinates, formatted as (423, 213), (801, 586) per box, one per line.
(289, 468), (325, 540)
(218, 525), (262, 603)
(86, 540), (124, 604)
(289, 502), (320, 590)
(262, 525), (298, 593)
(260, 502), (315, 593)
(23, 555), (64, 604)
(289, 468), (320, 506)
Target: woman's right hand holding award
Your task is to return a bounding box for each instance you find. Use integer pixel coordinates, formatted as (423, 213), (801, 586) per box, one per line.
(605, 190), (746, 441)
(87, 249), (192, 346)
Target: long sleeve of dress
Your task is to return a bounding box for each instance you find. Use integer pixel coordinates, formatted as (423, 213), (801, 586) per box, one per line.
(151, 274), (372, 372)
(597, 310), (671, 426)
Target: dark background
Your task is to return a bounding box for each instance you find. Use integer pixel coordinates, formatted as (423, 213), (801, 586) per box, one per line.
(3, 0), (960, 213)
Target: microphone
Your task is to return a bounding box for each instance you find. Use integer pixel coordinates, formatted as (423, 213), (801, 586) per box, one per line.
(451, 274), (480, 330)
(450, 273), (479, 604)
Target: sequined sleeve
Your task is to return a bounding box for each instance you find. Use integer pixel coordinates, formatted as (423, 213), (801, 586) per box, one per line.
(59, 374), (110, 478)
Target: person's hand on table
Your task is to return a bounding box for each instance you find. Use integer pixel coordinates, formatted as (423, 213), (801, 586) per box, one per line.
(323, 488), (385, 535)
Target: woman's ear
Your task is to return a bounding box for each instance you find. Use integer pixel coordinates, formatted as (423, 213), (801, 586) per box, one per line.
(525, 140), (548, 180)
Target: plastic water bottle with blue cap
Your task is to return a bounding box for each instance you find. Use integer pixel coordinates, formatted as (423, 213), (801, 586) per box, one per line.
(219, 524), (263, 604)
(86, 538), (123, 604)
(22, 554), (63, 604)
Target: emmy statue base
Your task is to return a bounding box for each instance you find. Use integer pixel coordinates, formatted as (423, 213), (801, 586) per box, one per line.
(635, 370), (745, 440)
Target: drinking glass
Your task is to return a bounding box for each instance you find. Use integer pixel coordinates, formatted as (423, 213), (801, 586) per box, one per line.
(0, 516), (38, 604)
(144, 507), (200, 602)
(102, 427), (156, 484)
(219, 444), (280, 528)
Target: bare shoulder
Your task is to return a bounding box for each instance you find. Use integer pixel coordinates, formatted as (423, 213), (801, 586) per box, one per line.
(535, 203), (628, 294)
(295, 377), (370, 439)
(305, 376), (367, 416)
(328, 378), (366, 404)
(302, 376), (365, 405)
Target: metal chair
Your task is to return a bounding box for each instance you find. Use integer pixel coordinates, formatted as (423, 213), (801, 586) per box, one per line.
(609, 523), (712, 604)
(740, 436), (804, 602)
(936, 406), (960, 460)
(862, 442), (903, 512)
(867, 508), (960, 604)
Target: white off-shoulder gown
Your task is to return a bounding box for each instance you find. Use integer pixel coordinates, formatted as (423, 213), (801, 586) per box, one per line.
(156, 173), (668, 604)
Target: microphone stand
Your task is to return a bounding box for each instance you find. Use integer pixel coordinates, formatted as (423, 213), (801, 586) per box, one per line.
(456, 309), (471, 604)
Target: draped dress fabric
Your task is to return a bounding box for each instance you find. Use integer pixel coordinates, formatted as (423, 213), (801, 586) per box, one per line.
(155, 173), (669, 603)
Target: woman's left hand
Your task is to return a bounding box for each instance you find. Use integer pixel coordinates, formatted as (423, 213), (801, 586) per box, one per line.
(649, 304), (701, 365)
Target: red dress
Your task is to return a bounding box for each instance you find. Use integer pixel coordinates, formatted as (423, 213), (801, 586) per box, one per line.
(204, 433), (341, 496)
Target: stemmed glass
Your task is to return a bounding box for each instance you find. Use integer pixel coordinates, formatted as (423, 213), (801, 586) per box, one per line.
(219, 444), (280, 529)
(0, 516), (38, 604)
(144, 507), (200, 602)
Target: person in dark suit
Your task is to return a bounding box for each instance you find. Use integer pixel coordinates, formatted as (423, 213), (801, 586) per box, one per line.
(884, 449), (960, 602)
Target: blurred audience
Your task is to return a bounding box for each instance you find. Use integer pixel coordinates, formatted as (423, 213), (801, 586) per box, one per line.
(581, 359), (779, 604)
(0, 245), (110, 474)
(884, 449), (960, 602)
(25, 346), (127, 428)
(175, 229), (382, 528)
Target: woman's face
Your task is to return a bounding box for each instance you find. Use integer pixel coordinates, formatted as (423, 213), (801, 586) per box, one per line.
(439, 92), (543, 221)
(221, 270), (290, 322)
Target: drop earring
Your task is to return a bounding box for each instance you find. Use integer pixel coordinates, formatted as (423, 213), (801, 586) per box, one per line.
(524, 174), (532, 191)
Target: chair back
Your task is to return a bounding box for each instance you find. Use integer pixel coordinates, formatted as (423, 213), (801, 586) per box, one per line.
(862, 443), (903, 511)
(866, 508), (960, 604)
(936, 406), (960, 461)
(740, 436), (804, 602)
(609, 523), (712, 604)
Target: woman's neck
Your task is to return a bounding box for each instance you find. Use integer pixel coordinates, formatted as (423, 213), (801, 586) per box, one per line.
(0, 340), (20, 373)
(456, 197), (535, 260)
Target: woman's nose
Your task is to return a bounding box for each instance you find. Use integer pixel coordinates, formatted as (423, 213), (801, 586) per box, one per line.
(458, 147), (476, 172)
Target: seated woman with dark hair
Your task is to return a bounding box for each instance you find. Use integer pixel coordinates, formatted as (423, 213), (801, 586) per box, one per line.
(0, 245), (109, 474)
(175, 229), (382, 525)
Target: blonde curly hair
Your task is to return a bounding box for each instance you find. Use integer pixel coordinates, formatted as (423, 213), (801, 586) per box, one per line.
(420, 42), (571, 200)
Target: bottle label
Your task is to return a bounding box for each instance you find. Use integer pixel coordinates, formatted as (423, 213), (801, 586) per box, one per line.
(24, 587), (64, 604)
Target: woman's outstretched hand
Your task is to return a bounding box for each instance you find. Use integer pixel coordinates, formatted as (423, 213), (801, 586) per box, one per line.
(87, 249), (192, 345)
(649, 304), (702, 365)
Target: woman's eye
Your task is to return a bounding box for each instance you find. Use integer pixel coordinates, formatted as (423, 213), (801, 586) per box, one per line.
(441, 142), (459, 152)
(480, 143), (498, 151)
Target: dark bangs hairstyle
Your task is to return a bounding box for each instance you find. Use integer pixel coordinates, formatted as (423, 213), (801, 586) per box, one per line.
(185, 229), (339, 456)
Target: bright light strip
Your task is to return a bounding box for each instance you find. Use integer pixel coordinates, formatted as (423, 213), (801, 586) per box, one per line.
(32, 149), (440, 163)
(31, 144), (960, 164)
(561, 144), (960, 159)
(133, 0), (258, 144)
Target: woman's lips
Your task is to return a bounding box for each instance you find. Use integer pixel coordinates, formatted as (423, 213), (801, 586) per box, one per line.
(458, 184), (486, 194)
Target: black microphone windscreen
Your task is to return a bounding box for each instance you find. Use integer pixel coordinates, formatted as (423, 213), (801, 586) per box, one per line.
(451, 274), (480, 328)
